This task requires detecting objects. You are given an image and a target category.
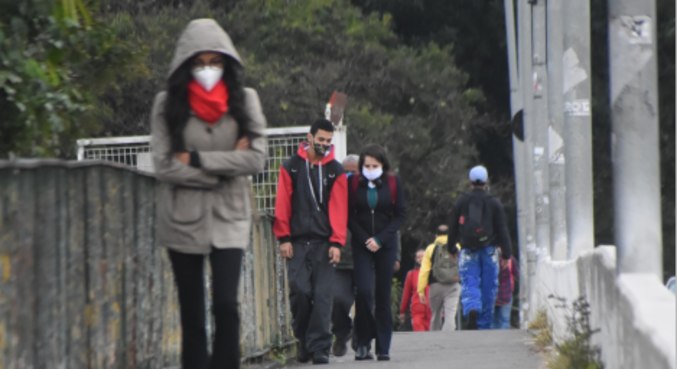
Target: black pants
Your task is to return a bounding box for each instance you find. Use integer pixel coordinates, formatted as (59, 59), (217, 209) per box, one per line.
(168, 248), (243, 369)
(287, 240), (335, 354)
(331, 268), (354, 342)
(352, 242), (397, 355)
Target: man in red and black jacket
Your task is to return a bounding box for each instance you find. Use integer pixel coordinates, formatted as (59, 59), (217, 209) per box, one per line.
(273, 118), (348, 365)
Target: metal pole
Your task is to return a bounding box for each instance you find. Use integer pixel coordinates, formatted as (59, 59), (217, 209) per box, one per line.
(608, 0), (662, 277)
(530, 0), (552, 260)
(563, 0), (595, 259)
(517, 0), (539, 324)
(546, 0), (568, 261)
(504, 0), (531, 327)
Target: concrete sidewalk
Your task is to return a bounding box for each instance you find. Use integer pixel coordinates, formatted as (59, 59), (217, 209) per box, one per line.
(280, 330), (544, 369)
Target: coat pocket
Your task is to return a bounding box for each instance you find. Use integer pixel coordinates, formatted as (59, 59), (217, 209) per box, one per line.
(213, 176), (251, 221)
(169, 186), (207, 224)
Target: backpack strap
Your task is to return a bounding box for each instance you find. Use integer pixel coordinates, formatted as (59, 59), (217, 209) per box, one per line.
(387, 175), (397, 205)
(350, 173), (360, 194)
(349, 174), (360, 209)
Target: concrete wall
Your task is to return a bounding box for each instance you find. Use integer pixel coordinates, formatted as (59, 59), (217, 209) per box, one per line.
(0, 160), (294, 369)
(532, 246), (676, 369)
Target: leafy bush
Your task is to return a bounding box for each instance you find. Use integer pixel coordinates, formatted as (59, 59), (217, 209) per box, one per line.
(0, 1), (143, 157)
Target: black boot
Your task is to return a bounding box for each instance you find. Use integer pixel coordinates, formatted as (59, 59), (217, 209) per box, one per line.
(297, 342), (310, 363)
(467, 310), (479, 330)
(332, 336), (348, 357)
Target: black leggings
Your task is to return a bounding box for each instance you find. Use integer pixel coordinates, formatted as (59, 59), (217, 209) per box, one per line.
(168, 248), (243, 369)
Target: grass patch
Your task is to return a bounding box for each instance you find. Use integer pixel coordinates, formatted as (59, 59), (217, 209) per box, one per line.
(528, 310), (553, 351)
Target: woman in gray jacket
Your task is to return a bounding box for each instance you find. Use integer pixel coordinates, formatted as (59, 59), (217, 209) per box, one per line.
(150, 19), (266, 369)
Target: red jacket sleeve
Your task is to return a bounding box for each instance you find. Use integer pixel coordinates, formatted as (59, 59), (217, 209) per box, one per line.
(328, 173), (348, 246)
(273, 166), (293, 242)
(400, 270), (414, 314)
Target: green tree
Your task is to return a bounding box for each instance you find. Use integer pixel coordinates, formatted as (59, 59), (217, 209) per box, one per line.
(90, 0), (481, 252)
(0, 0), (143, 157)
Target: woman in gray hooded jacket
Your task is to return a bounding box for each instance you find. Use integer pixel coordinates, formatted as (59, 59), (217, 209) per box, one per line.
(150, 19), (266, 369)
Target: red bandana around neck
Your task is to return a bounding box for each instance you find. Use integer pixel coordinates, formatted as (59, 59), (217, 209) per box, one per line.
(187, 80), (229, 124)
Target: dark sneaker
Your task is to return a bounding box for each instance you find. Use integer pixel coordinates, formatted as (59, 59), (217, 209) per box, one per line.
(312, 352), (329, 364)
(377, 354), (390, 361)
(355, 346), (373, 361)
(332, 337), (347, 357)
(467, 310), (479, 330)
(297, 343), (310, 363)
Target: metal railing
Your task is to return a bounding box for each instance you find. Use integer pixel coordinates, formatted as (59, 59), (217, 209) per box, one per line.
(76, 126), (347, 214)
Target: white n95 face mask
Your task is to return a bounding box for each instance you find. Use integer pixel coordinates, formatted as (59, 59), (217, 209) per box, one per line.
(192, 66), (223, 92)
(362, 167), (383, 181)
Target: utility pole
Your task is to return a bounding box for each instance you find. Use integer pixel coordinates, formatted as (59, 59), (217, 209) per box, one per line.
(530, 0), (552, 260)
(517, 0), (538, 323)
(563, 0), (595, 259)
(546, 0), (568, 261)
(608, 0), (662, 277)
(504, 0), (531, 327)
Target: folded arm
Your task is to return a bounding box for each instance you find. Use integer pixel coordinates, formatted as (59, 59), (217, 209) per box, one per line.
(150, 92), (220, 188)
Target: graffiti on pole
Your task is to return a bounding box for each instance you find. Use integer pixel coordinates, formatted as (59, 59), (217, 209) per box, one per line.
(563, 48), (588, 94)
(620, 15), (652, 45)
(548, 126), (565, 164)
(564, 99), (591, 117)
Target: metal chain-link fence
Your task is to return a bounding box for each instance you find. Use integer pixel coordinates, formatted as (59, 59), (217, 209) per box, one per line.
(76, 126), (346, 214)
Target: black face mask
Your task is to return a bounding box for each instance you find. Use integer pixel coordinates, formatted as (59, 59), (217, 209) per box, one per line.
(313, 143), (330, 156)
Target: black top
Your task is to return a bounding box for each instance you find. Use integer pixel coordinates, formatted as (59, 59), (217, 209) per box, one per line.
(448, 188), (512, 259)
(348, 175), (406, 249)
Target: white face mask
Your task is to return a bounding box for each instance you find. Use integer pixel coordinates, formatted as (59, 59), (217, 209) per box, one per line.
(362, 166), (383, 181)
(191, 66), (223, 92)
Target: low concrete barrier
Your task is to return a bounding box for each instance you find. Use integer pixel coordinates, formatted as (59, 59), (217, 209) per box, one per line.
(533, 246), (676, 369)
(0, 160), (293, 369)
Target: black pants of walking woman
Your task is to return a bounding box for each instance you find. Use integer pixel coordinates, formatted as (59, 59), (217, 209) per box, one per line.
(352, 242), (397, 355)
(168, 248), (243, 369)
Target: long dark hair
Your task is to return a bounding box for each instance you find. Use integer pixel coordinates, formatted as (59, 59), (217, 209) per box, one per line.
(164, 54), (250, 152)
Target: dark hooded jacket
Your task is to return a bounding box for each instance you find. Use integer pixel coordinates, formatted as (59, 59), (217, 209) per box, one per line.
(273, 143), (348, 247)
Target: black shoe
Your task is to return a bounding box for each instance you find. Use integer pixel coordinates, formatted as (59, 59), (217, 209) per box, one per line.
(377, 354), (390, 361)
(355, 346), (373, 360)
(467, 310), (479, 330)
(332, 337), (347, 357)
(297, 343), (310, 363)
(312, 352), (329, 364)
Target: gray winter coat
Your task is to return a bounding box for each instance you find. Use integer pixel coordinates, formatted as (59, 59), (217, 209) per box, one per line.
(151, 19), (267, 254)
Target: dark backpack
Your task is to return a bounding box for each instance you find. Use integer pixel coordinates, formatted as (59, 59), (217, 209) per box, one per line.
(459, 194), (492, 250)
(431, 241), (458, 284)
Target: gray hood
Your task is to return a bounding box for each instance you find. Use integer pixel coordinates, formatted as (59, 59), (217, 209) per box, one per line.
(168, 18), (243, 78)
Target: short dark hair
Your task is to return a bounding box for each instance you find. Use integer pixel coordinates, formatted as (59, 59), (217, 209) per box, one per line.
(358, 144), (391, 173)
(310, 118), (334, 135)
(436, 224), (448, 235)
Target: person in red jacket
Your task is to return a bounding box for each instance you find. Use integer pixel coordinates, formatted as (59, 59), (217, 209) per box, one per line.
(399, 248), (432, 331)
(273, 118), (348, 365)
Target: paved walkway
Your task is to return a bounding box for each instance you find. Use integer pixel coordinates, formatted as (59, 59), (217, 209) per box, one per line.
(281, 329), (544, 369)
